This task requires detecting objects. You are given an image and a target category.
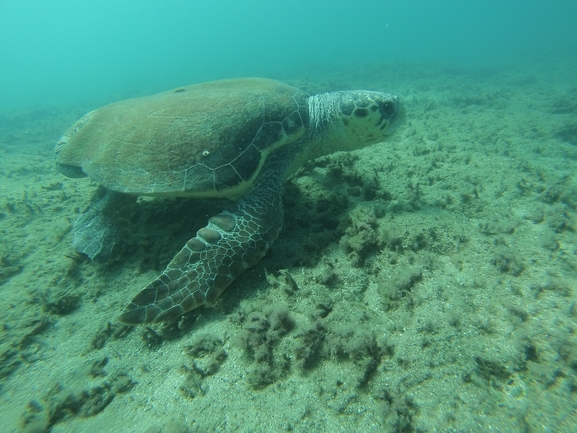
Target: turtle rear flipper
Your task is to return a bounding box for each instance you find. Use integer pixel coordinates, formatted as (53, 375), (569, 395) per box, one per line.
(73, 187), (136, 262)
(118, 178), (284, 325)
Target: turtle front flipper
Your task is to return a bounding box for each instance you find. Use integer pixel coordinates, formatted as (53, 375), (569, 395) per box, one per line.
(118, 180), (283, 325)
(73, 187), (137, 262)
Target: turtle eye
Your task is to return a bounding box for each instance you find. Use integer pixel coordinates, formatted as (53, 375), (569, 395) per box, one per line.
(379, 101), (395, 119)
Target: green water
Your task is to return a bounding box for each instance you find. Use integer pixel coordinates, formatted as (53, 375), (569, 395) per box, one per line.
(0, 1), (576, 432)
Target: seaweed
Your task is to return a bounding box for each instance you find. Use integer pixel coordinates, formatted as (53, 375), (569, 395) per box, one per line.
(294, 320), (326, 369)
(20, 373), (136, 432)
(379, 266), (423, 312)
(327, 325), (383, 387)
(234, 305), (295, 388)
(179, 334), (227, 399)
(490, 246), (525, 276)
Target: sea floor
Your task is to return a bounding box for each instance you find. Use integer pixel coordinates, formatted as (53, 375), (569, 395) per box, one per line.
(1, 59), (576, 433)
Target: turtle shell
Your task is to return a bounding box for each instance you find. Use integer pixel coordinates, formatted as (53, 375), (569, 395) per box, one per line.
(55, 78), (309, 198)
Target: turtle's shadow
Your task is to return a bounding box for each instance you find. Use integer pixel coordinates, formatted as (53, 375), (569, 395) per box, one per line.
(93, 165), (352, 336)
(116, 174), (347, 275)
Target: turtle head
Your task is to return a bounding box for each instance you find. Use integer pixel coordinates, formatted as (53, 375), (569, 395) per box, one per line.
(306, 90), (405, 157)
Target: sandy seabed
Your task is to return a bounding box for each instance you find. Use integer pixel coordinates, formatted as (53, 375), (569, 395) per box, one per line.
(1, 60), (576, 433)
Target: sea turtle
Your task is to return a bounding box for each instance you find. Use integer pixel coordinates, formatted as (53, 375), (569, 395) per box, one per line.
(55, 77), (405, 325)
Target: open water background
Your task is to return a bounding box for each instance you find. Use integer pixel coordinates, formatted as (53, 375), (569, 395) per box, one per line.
(1, 0), (576, 110)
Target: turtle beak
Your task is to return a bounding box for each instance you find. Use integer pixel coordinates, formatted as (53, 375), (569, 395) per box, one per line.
(56, 162), (87, 178)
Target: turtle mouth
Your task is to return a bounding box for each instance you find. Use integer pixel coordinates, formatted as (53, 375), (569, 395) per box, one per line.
(57, 163), (87, 178)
